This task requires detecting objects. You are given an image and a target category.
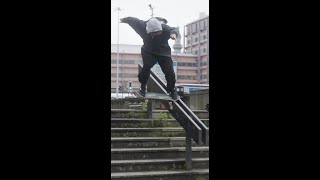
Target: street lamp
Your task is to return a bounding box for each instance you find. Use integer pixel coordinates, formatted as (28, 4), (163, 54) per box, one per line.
(148, 4), (154, 17)
(114, 7), (123, 99)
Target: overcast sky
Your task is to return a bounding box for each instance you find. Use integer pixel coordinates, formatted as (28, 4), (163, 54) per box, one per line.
(111, 0), (209, 49)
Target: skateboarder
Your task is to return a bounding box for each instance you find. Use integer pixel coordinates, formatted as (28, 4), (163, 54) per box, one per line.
(120, 16), (179, 100)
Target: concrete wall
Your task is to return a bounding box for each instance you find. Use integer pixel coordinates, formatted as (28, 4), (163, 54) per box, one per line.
(188, 89), (209, 110)
(111, 88), (209, 111)
(111, 109), (208, 119)
(111, 98), (146, 109)
(111, 98), (178, 110)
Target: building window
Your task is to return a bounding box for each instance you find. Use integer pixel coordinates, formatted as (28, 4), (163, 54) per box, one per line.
(194, 50), (197, 55)
(186, 26), (191, 35)
(187, 40), (190, 44)
(192, 23), (197, 32)
(203, 48), (206, 53)
(178, 62), (186, 66)
(203, 35), (206, 40)
(111, 73), (138, 78)
(179, 62), (197, 67)
(111, 60), (137, 64)
(177, 75), (197, 80)
(122, 74), (138, 78)
(200, 20), (206, 29)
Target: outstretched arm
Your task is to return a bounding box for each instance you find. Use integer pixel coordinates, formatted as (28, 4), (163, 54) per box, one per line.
(120, 17), (146, 36)
(162, 24), (179, 40)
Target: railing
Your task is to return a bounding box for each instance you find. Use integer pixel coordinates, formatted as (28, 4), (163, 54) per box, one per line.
(138, 63), (209, 169)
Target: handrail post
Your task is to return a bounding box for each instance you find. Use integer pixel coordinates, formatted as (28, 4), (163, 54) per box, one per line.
(146, 99), (152, 119)
(185, 133), (192, 170)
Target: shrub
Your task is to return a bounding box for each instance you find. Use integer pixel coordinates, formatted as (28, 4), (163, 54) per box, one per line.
(128, 112), (134, 118)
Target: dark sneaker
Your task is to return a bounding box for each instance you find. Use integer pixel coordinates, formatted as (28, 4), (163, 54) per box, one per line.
(138, 84), (146, 97)
(139, 89), (146, 97)
(169, 89), (178, 100)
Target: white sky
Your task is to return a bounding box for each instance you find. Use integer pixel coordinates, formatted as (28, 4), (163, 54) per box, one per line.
(111, 0), (209, 49)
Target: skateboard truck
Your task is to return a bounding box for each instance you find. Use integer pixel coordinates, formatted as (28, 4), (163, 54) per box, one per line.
(168, 101), (173, 110)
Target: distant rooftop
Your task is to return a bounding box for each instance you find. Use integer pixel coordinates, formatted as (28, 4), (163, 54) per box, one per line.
(111, 44), (196, 57)
(185, 12), (209, 26)
(111, 44), (142, 54)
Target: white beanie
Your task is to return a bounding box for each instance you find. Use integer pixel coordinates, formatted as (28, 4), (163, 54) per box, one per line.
(146, 18), (163, 33)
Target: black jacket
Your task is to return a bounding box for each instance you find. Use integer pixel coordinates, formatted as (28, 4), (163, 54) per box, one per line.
(121, 17), (179, 57)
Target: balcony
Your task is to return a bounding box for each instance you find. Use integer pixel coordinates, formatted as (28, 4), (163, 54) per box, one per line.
(200, 27), (207, 32)
(199, 40), (207, 44)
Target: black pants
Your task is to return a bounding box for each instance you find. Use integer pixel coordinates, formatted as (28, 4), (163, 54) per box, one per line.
(138, 49), (176, 93)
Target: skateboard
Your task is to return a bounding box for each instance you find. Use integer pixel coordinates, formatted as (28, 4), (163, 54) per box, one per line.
(133, 91), (180, 109)
(134, 91), (179, 101)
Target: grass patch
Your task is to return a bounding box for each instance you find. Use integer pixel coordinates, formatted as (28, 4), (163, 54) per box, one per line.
(128, 112), (134, 118)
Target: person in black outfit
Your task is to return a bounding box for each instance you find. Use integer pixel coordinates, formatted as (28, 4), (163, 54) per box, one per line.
(120, 16), (179, 100)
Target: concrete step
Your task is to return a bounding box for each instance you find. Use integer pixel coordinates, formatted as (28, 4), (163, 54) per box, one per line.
(111, 118), (209, 128)
(111, 169), (209, 180)
(111, 137), (207, 148)
(111, 109), (209, 119)
(111, 158), (209, 173)
(111, 128), (186, 137)
(111, 109), (148, 119)
(111, 147), (209, 160)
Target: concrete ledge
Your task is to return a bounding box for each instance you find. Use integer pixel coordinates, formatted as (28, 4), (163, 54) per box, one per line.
(111, 158), (209, 173)
(111, 146), (209, 153)
(111, 143), (209, 161)
(112, 109), (147, 112)
(111, 109), (208, 113)
(111, 136), (208, 148)
(111, 128), (184, 131)
(111, 137), (185, 141)
(151, 110), (207, 113)
(111, 169), (209, 179)
(111, 118), (209, 120)
(111, 158), (209, 165)
(111, 128), (186, 138)
(111, 119), (209, 128)
(111, 109), (209, 119)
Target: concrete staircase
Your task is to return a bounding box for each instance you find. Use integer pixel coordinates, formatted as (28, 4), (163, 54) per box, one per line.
(111, 110), (210, 180)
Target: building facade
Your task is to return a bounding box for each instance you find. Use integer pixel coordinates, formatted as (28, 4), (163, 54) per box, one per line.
(111, 44), (199, 93)
(183, 13), (209, 84)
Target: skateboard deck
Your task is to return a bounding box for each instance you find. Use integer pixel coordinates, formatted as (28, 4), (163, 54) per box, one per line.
(133, 91), (179, 102)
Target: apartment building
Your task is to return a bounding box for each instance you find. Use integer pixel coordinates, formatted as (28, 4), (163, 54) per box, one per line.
(183, 12), (209, 84)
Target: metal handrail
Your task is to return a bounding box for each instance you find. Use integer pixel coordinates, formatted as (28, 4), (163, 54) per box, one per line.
(138, 63), (209, 169)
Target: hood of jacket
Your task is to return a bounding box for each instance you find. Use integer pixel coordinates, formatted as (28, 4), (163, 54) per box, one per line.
(146, 18), (164, 33)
